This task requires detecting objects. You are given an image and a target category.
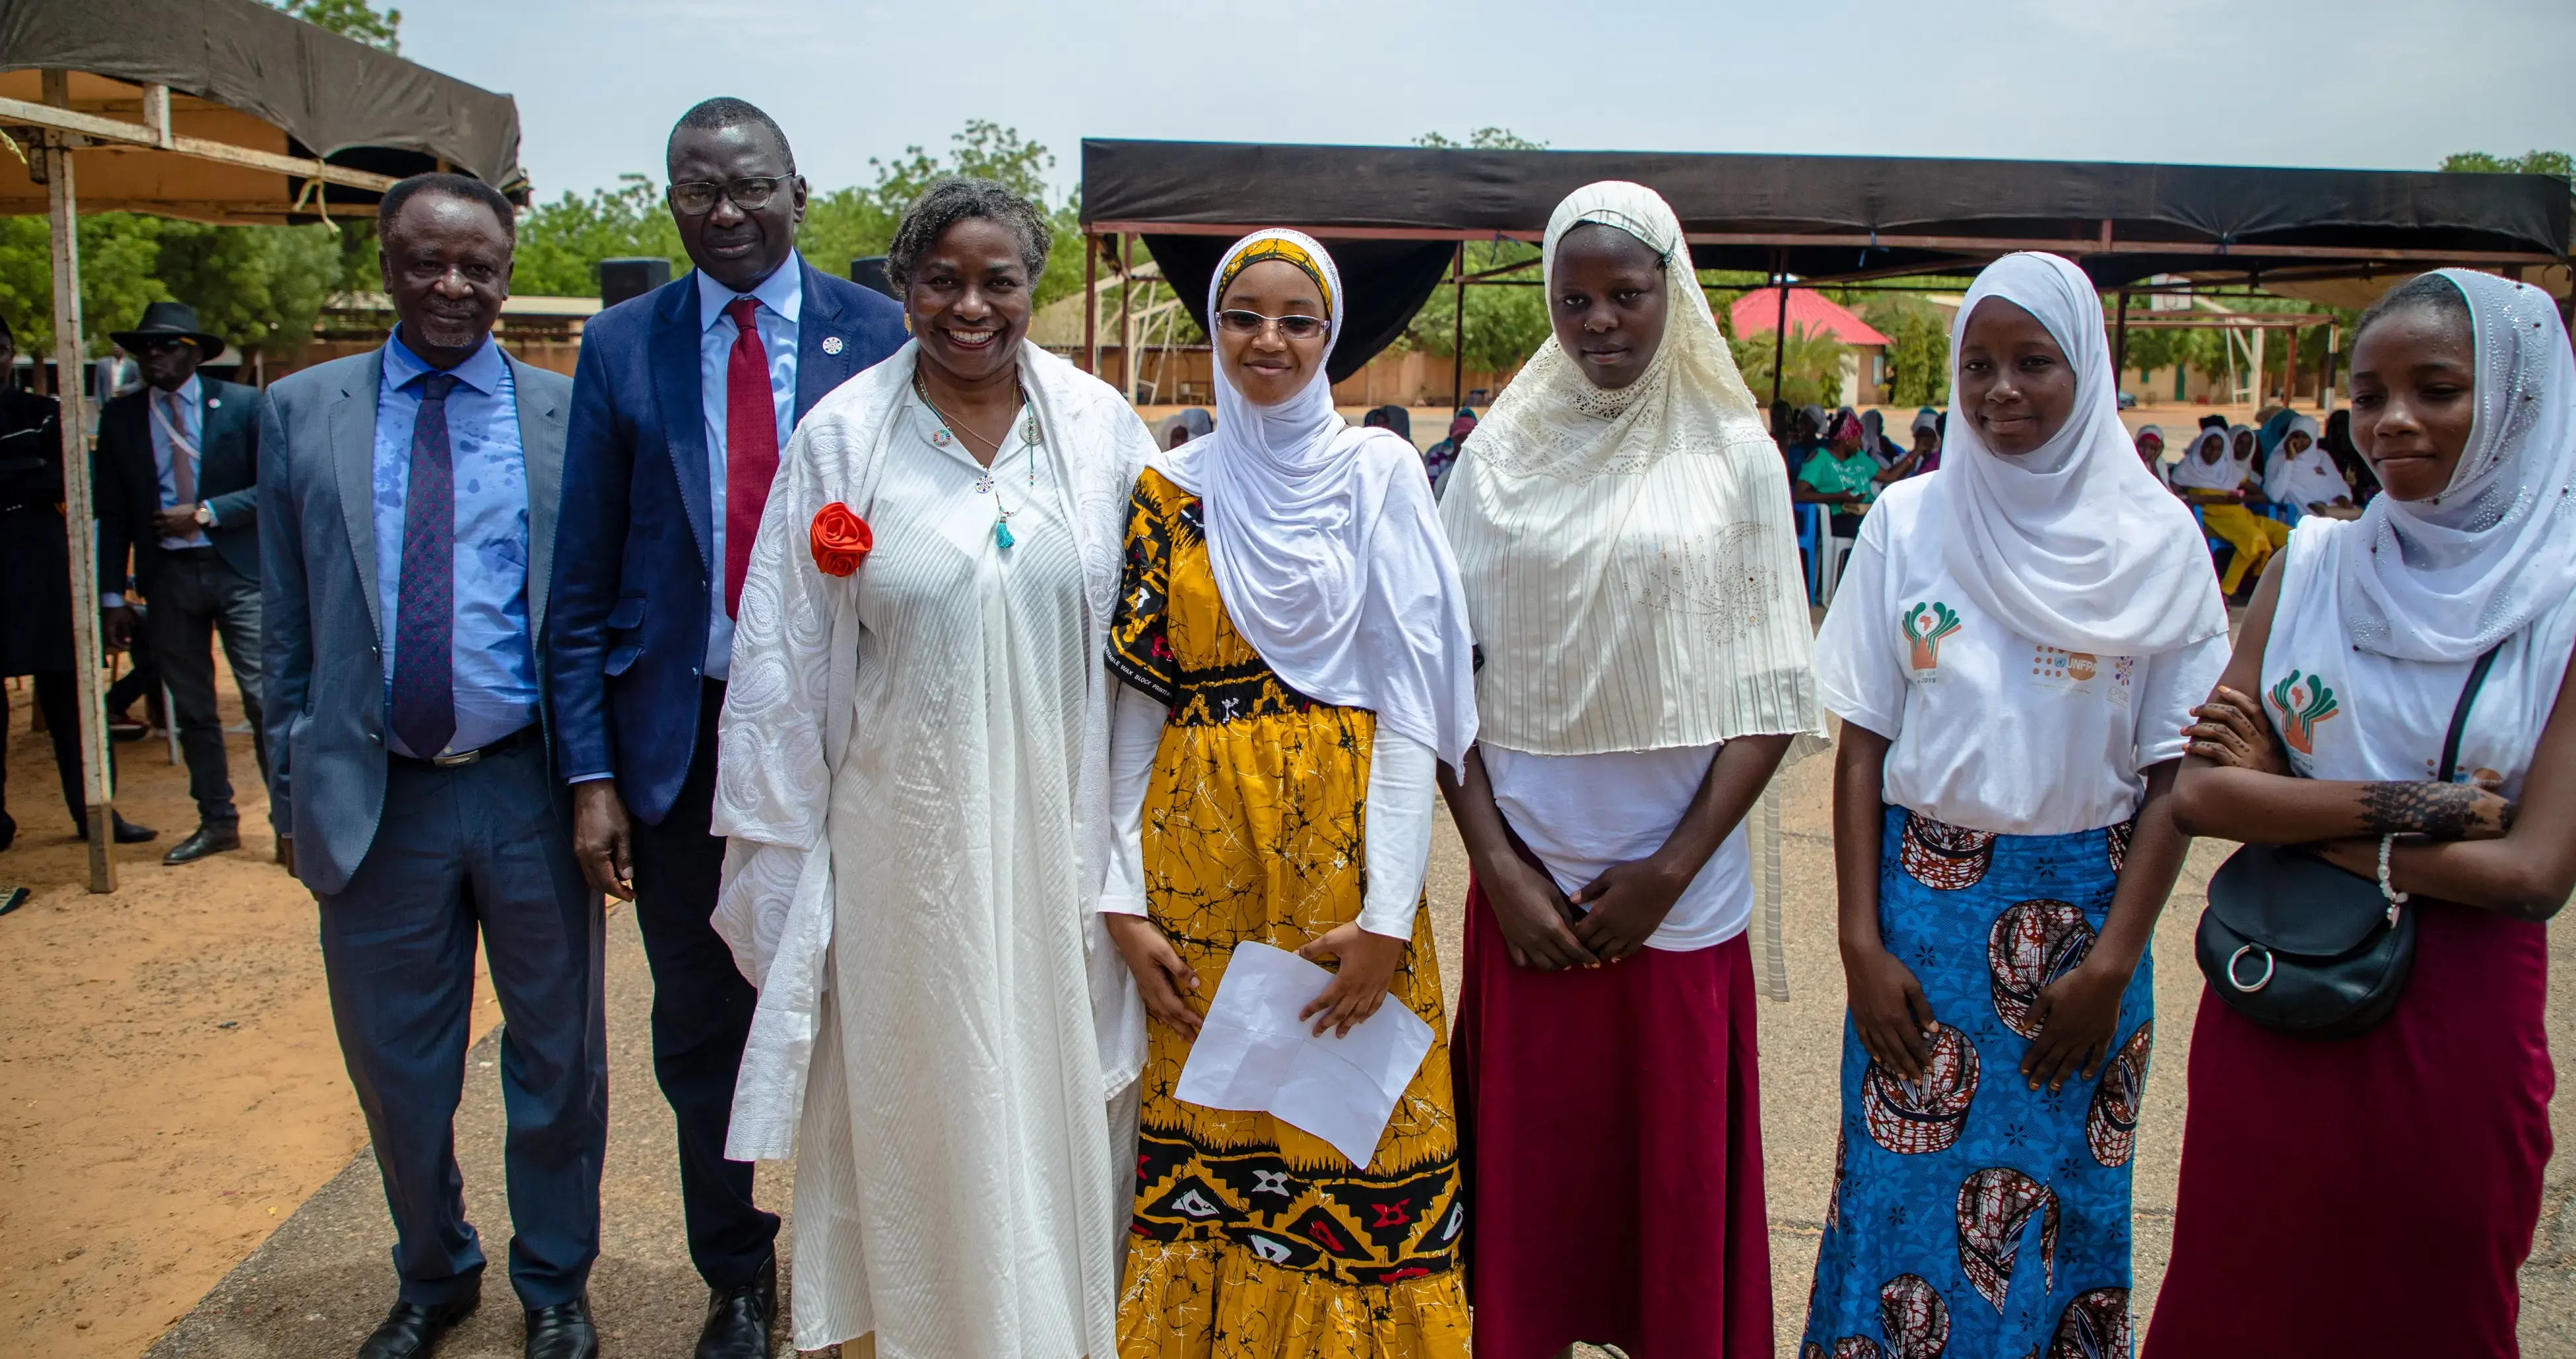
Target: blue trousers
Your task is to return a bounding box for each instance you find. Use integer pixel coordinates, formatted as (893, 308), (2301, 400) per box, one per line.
(317, 735), (607, 1309)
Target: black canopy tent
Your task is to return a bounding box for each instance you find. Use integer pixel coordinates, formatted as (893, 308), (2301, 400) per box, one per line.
(0, 0), (525, 889)
(1078, 138), (2572, 391)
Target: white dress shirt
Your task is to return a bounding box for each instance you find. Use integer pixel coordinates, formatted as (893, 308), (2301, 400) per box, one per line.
(696, 253), (801, 680)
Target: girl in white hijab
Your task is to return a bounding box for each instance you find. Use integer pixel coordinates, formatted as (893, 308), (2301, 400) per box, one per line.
(2169, 423), (2288, 595)
(1805, 252), (2228, 1357)
(1438, 181), (1824, 1359)
(2261, 411), (2359, 517)
(1096, 229), (1478, 1356)
(2151, 271), (2576, 1357)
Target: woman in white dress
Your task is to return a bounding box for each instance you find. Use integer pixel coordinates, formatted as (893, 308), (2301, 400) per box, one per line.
(709, 178), (1153, 1357)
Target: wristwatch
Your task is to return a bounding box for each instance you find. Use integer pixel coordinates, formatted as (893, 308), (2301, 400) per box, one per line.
(192, 502), (215, 527)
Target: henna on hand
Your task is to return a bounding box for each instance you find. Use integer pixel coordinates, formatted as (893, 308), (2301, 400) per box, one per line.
(2358, 781), (2499, 840)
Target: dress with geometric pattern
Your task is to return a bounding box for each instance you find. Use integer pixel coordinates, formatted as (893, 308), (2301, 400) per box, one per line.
(1107, 467), (1471, 1359)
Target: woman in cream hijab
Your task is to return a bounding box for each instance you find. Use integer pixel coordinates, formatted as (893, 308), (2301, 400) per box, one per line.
(1439, 181), (1824, 1358)
(1098, 229), (1478, 1356)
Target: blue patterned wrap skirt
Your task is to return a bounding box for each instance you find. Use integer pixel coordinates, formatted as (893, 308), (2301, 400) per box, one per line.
(1799, 806), (2151, 1359)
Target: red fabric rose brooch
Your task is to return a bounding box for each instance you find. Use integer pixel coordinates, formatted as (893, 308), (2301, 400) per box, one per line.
(810, 501), (873, 577)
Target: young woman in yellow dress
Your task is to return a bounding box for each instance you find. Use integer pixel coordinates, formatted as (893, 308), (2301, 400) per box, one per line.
(1096, 229), (1480, 1357)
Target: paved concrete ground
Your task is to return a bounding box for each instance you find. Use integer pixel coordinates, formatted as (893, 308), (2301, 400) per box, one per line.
(149, 745), (2573, 1358)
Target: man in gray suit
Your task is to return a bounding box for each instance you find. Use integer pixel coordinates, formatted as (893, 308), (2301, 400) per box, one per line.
(261, 174), (604, 1359)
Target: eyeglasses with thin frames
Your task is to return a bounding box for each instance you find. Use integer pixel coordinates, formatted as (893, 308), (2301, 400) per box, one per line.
(1214, 310), (1329, 341)
(667, 174), (797, 216)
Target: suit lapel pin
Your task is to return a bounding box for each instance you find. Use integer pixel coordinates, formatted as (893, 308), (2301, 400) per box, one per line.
(820, 335), (844, 356)
(207, 397), (221, 408)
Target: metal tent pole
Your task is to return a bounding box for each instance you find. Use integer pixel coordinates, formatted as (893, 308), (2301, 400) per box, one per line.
(1450, 241), (1465, 412)
(2321, 323), (2338, 414)
(2113, 287), (2131, 388)
(1082, 230), (1097, 376)
(39, 113), (115, 891)
(1118, 234), (1135, 404)
(1769, 253), (1789, 413)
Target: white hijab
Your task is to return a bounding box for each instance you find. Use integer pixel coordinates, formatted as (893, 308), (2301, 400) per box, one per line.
(1155, 229), (1479, 766)
(1925, 252), (2227, 655)
(2164, 426), (2243, 492)
(2264, 413), (2352, 509)
(1440, 180), (1824, 757)
(2331, 269), (2576, 662)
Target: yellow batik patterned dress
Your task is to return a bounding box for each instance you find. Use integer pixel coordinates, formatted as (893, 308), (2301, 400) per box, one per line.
(1107, 467), (1471, 1359)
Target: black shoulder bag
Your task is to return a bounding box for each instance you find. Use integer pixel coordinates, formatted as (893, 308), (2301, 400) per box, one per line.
(2193, 640), (2504, 1040)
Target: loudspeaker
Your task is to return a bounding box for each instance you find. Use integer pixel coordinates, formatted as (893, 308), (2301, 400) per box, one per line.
(850, 256), (896, 299)
(600, 257), (673, 306)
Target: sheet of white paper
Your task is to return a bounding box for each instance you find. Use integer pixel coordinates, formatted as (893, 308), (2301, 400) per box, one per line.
(1171, 941), (1436, 1169)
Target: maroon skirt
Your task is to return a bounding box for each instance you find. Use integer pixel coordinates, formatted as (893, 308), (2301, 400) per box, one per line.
(2146, 902), (2554, 1357)
(1453, 871), (1773, 1359)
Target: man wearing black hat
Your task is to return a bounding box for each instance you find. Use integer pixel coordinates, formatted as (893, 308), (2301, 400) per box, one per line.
(0, 314), (155, 851)
(96, 300), (267, 864)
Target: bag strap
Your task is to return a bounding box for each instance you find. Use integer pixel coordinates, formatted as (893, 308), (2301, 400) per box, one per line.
(2437, 639), (2509, 783)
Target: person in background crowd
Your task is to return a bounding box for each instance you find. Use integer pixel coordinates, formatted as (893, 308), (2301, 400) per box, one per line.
(1440, 180), (1823, 1359)
(2169, 425), (2286, 597)
(547, 96), (906, 1359)
(1859, 408), (1905, 467)
(1794, 409), (1891, 539)
(2134, 423), (2168, 484)
(713, 177), (1146, 1358)
(1156, 405), (1212, 450)
(1422, 405), (1475, 494)
(1100, 228), (1478, 1356)
(95, 300), (267, 865)
(2320, 407), (2379, 504)
(1804, 252), (2228, 1357)
(2253, 404), (2297, 471)
(261, 172), (605, 1359)
(0, 315), (153, 850)
(2149, 269), (2576, 1359)
(1783, 403), (1828, 479)
(1906, 406), (1943, 475)
(2261, 412), (2359, 520)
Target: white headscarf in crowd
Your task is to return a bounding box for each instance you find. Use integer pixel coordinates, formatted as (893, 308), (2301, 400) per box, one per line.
(2263, 413), (2352, 509)
(2163, 425), (2243, 491)
(1924, 251), (2227, 656)
(1439, 180), (1824, 758)
(2332, 269), (2576, 662)
(1155, 229), (1479, 766)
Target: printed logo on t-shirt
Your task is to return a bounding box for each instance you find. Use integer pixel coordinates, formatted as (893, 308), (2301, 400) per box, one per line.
(2030, 646), (2133, 706)
(2266, 669), (2340, 756)
(1902, 601), (1964, 675)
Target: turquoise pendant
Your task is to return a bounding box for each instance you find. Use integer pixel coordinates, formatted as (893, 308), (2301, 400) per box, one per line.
(995, 520), (1016, 550)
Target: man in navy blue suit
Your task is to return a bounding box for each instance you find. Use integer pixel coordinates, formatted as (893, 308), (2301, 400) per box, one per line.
(547, 98), (904, 1359)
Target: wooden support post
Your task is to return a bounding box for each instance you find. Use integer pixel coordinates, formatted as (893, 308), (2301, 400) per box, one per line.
(41, 119), (116, 891)
(1118, 234), (1135, 404)
(2321, 323), (2338, 414)
(1450, 241), (1465, 412)
(1082, 230), (1097, 376)
(2283, 321), (2299, 407)
(2112, 288), (2131, 391)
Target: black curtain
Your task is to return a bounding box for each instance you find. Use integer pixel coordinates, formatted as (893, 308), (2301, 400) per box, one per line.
(1141, 234), (1459, 383)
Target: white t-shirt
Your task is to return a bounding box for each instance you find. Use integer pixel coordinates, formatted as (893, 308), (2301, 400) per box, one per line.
(1482, 743), (1752, 952)
(1814, 479), (2229, 836)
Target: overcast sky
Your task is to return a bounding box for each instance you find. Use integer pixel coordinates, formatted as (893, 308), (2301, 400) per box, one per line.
(399, 0), (2575, 203)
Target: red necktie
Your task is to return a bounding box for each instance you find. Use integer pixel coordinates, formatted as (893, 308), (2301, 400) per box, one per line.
(723, 296), (780, 618)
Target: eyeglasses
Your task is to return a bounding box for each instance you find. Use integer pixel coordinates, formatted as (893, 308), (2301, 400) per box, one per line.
(1214, 310), (1328, 341)
(667, 175), (797, 216)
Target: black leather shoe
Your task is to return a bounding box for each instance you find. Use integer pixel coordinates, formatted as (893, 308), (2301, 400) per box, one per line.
(356, 1281), (479, 1359)
(696, 1257), (777, 1359)
(162, 822), (240, 865)
(523, 1297), (597, 1359)
(75, 813), (159, 844)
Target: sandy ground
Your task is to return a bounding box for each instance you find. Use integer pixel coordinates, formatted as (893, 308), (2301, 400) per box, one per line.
(5, 623), (2568, 1357)
(0, 660), (502, 1359)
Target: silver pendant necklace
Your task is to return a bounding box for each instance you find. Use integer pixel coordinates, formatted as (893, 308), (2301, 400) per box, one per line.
(916, 372), (1041, 548)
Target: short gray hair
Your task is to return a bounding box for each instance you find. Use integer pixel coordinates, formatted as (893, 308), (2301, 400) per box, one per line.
(884, 177), (1052, 292)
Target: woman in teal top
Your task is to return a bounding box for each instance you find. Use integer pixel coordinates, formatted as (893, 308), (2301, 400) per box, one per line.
(1795, 410), (1897, 537)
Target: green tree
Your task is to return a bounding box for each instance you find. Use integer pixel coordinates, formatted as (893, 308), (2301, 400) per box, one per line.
(2441, 150), (2573, 177)
(799, 121), (1086, 308)
(1412, 129), (1550, 151)
(1731, 323), (1847, 408)
(1402, 240), (1549, 373)
(269, 0), (402, 51)
(1859, 294), (1950, 407)
(0, 214), (350, 359)
(511, 175), (684, 297)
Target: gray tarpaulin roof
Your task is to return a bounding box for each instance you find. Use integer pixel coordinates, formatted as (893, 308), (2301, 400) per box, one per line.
(0, 0), (522, 189)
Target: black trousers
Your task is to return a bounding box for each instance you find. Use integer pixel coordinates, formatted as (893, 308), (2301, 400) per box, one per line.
(1, 670), (118, 835)
(146, 549), (267, 826)
(626, 680), (777, 1290)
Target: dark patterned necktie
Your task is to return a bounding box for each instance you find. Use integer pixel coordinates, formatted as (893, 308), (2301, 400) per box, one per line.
(391, 373), (459, 758)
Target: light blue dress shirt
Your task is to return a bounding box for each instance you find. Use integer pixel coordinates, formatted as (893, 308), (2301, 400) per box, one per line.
(145, 372), (212, 548)
(695, 253), (800, 681)
(373, 329), (541, 758)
